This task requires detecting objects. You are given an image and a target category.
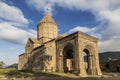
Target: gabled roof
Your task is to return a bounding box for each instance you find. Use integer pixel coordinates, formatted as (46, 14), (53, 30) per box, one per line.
(57, 33), (68, 40)
(38, 13), (57, 26)
(30, 38), (40, 43)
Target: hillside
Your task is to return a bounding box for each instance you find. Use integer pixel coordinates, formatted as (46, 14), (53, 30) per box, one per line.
(99, 51), (120, 62)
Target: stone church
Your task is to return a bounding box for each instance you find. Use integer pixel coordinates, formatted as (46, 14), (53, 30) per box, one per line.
(18, 12), (102, 76)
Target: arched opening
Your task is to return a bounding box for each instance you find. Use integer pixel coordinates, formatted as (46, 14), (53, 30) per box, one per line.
(63, 44), (75, 73)
(83, 49), (90, 74)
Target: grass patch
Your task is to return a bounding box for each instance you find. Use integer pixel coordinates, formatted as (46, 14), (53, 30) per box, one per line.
(0, 68), (81, 78)
(0, 68), (16, 75)
(0, 69), (33, 77)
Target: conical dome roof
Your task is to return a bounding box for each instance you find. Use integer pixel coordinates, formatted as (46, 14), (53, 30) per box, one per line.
(38, 13), (57, 26)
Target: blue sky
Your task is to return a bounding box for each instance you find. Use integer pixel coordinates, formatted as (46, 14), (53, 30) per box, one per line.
(0, 0), (120, 65)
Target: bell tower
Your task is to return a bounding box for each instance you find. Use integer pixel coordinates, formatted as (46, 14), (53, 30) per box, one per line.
(37, 11), (58, 43)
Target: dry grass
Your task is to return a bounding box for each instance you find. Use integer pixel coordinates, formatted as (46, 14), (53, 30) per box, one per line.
(0, 68), (80, 78)
(0, 68), (83, 80)
(0, 69), (119, 80)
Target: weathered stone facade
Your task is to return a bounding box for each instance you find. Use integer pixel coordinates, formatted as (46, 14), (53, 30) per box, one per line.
(18, 13), (102, 76)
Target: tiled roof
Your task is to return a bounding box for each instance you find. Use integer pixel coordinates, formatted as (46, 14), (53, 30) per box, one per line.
(38, 13), (57, 26)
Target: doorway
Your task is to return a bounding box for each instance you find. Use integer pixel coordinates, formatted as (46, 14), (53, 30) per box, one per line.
(83, 49), (90, 74)
(63, 44), (75, 73)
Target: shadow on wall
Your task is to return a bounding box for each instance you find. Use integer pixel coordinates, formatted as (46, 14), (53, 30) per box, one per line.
(20, 45), (53, 72)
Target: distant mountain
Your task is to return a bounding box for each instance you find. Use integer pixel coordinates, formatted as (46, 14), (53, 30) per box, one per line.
(6, 63), (18, 69)
(99, 51), (120, 62)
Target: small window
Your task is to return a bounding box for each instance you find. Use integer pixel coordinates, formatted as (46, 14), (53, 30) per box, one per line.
(49, 56), (52, 61)
(47, 56), (52, 61)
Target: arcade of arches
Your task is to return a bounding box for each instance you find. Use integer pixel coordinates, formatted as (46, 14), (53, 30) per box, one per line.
(56, 33), (102, 76)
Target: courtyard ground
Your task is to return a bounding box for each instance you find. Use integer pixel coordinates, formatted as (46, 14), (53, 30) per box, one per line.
(0, 69), (120, 80)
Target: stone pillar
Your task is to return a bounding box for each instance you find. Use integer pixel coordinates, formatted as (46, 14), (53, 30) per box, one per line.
(74, 37), (80, 73)
(61, 55), (64, 72)
(56, 46), (59, 72)
(59, 55), (62, 72)
(87, 55), (96, 75)
(58, 48), (64, 72)
(74, 49), (79, 72)
(78, 45), (87, 75)
(92, 55), (97, 75)
(95, 46), (102, 75)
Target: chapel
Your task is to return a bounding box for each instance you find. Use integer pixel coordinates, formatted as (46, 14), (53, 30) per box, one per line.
(18, 12), (102, 76)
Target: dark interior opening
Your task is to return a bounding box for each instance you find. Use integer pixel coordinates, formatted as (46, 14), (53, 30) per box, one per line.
(63, 44), (75, 73)
(83, 49), (90, 74)
(66, 49), (73, 59)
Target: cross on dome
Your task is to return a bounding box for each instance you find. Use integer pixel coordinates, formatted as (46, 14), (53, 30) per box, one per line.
(46, 8), (49, 14)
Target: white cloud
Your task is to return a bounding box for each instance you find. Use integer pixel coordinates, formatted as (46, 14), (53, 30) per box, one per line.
(0, 22), (36, 44)
(0, 40), (24, 65)
(55, 0), (120, 52)
(0, 1), (36, 44)
(26, 0), (54, 15)
(97, 9), (120, 40)
(68, 26), (120, 53)
(99, 38), (120, 52)
(0, 1), (37, 65)
(10, 0), (120, 52)
(26, 0), (113, 14)
(26, 0), (120, 34)
(68, 26), (101, 38)
(0, 1), (29, 26)
(68, 26), (92, 33)
(99, 9), (120, 23)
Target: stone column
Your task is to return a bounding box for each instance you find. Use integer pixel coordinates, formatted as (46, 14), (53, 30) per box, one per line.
(59, 55), (62, 72)
(74, 37), (80, 73)
(58, 47), (64, 72)
(95, 45), (102, 75)
(61, 55), (64, 72)
(74, 49), (78, 71)
(87, 54), (92, 75)
(78, 39), (87, 75)
(87, 55), (96, 75)
(56, 47), (60, 72)
(92, 55), (97, 75)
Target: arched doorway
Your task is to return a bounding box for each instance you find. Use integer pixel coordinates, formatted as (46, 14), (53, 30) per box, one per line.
(63, 44), (75, 73)
(83, 48), (90, 74)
